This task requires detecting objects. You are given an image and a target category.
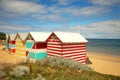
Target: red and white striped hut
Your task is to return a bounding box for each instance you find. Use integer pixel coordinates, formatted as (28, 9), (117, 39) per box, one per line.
(9, 34), (16, 54)
(47, 32), (88, 64)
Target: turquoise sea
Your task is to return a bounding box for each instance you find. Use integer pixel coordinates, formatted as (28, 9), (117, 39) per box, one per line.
(87, 39), (120, 56)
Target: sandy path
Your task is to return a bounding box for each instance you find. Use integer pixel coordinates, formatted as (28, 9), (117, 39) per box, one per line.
(0, 45), (26, 64)
(87, 52), (120, 76)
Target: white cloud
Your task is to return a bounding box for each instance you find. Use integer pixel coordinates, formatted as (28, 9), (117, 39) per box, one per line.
(0, 20), (120, 39)
(63, 6), (108, 16)
(0, 25), (32, 33)
(0, 24), (64, 33)
(69, 20), (120, 38)
(0, 0), (119, 39)
(90, 0), (120, 6)
(47, 6), (109, 17)
(0, 0), (111, 22)
(32, 14), (62, 22)
(32, 6), (108, 22)
(0, 0), (47, 14)
(52, 0), (75, 5)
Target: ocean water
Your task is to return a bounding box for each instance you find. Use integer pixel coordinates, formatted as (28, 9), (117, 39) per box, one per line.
(87, 39), (120, 56)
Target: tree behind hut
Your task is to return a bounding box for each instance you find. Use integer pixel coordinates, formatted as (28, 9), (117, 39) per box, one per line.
(0, 32), (6, 40)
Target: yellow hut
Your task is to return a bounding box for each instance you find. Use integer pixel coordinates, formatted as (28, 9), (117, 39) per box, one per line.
(15, 32), (28, 57)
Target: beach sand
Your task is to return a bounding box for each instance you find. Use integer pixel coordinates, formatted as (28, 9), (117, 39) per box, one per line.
(0, 45), (26, 64)
(87, 52), (120, 76)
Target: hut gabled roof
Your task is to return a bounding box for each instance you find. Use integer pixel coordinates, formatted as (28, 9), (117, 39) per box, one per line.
(30, 32), (51, 42)
(53, 32), (88, 43)
(9, 34), (16, 41)
(18, 32), (28, 41)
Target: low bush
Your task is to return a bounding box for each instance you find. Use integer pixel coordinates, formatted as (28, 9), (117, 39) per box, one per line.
(10, 65), (30, 78)
(0, 71), (7, 78)
(32, 74), (46, 80)
(1, 56), (119, 80)
(2, 62), (119, 80)
(36, 56), (92, 71)
(0, 64), (4, 71)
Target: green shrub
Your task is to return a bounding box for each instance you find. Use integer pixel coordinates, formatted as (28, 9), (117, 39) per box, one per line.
(0, 71), (7, 78)
(7, 62), (120, 80)
(36, 56), (92, 71)
(10, 65), (30, 78)
(1, 56), (119, 80)
(0, 64), (4, 71)
(32, 74), (46, 80)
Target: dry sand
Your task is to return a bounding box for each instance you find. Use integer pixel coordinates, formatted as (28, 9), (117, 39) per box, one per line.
(0, 45), (26, 64)
(87, 52), (120, 76)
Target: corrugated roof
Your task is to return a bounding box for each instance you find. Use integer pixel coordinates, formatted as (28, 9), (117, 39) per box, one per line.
(18, 32), (28, 41)
(30, 32), (51, 42)
(53, 32), (88, 43)
(9, 34), (16, 41)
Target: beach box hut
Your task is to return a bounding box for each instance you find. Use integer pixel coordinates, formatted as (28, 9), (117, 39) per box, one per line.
(15, 32), (28, 57)
(47, 32), (88, 64)
(8, 34), (16, 54)
(26, 32), (51, 60)
(6, 34), (9, 51)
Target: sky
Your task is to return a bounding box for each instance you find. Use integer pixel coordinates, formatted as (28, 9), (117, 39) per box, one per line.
(0, 0), (120, 39)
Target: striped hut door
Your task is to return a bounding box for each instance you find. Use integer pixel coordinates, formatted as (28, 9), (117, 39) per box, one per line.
(10, 41), (16, 54)
(9, 41), (14, 54)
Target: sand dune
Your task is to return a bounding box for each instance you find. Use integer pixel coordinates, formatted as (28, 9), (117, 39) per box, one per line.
(87, 52), (120, 76)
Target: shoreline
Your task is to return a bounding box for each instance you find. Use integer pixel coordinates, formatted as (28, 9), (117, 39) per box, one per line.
(87, 52), (120, 62)
(87, 51), (120, 57)
(87, 52), (120, 76)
